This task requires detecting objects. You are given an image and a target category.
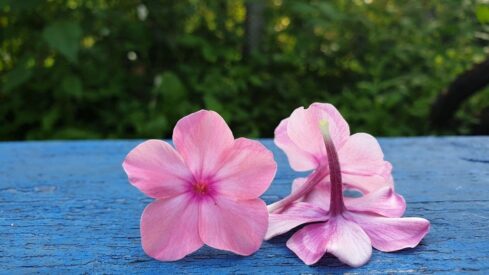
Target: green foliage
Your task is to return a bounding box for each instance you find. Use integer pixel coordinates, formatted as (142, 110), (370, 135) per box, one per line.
(0, 0), (488, 140)
(476, 4), (489, 23)
(42, 20), (82, 63)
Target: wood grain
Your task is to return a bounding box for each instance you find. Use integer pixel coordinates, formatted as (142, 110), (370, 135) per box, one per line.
(1, 138), (488, 273)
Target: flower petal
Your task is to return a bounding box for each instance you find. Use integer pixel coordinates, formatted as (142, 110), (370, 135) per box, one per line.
(277, 103), (349, 171)
(345, 187), (406, 217)
(285, 107), (325, 167)
(285, 223), (328, 265)
(291, 177), (307, 193)
(287, 216), (372, 266)
(199, 196), (268, 256)
(140, 194), (203, 261)
(122, 140), (192, 199)
(310, 103), (350, 148)
(347, 212), (430, 252)
(342, 162), (394, 193)
(339, 133), (385, 174)
(267, 167), (328, 213)
(173, 110), (234, 179)
(291, 177), (331, 208)
(275, 118), (318, 171)
(339, 133), (393, 192)
(213, 138), (277, 200)
(265, 202), (329, 240)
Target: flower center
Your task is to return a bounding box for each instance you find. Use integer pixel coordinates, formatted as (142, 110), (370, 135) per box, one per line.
(193, 182), (209, 195)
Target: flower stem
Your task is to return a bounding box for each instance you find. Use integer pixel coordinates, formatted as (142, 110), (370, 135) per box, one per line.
(267, 167), (327, 213)
(319, 120), (344, 216)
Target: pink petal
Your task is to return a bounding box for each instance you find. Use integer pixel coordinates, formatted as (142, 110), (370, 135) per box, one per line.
(274, 118), (318, 171)
(290, 177), (307, 193)
(289, 178), (402, 218)
(213, 138), (277, 200)
(310, 102), (351, 149)
(285, 223), (329, 265)
(173, 110), (234, 179)
(122, 140), (192, 199)
(339, 133), (385, 174)
(265, 202), (329, 240)
(276, 103), (349, 171)
(286, 106), (325, 166)
(140, 194), (203, 261)
(199, 196), (268, 256)
(287, 216), (372, 267)
(267, 167), (329, 213)
(345, 187), (406, 217)
(342, 161), (394, 193)
(339, 133), (393, 192)
(291, 177), (331, 208)
(347, 212), (430, 252)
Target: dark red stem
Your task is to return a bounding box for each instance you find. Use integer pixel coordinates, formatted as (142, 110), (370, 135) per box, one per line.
(323, 132), (345, 216)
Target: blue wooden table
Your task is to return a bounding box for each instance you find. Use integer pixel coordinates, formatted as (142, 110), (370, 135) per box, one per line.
(1, 137), (489, 273)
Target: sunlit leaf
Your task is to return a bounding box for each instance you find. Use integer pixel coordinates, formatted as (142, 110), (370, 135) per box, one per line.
(476, 5), (489, 24)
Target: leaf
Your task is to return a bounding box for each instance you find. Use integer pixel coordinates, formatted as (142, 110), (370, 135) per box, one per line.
(154, 72), (187, 102)
(476, 5), (489, 24)
(41, 109), (59, 131)
(142, 116), (168, 137)
(202, 45), (217, 62)
(153, 72), (189, 120)
(316, 2), (341, 20)
(42, 21), (82, 63)
(203, 94), (231, 120)
(61, 75), (83, 98)
(3, 59), (32, 92)
(1, 0), (41, 11)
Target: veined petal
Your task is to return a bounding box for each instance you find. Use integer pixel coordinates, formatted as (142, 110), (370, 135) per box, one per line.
(310, 103), (350, 149)
(347, 212), (430, 252)
(287, 216), (372, 267)
(199, 196), (268, 256)
(173, 110), (234, 179)
(267, 167), (328, 213)
(339, 133), (385, 174)
(275, 118), (318, 171)
(140, 194), (203, 261)
(345, 187), (406, 217)
(342, 163), (394, 194)
(265, 202), (329, 240)
(122, 140), (192, 199)
(285, 223), (328, 265)
(213, 138), (277, 200)
(286, 106), (325, 165)
(291, 177), (331, 208)
(284, 104), (350, 171)
(339, 133), (393, 192)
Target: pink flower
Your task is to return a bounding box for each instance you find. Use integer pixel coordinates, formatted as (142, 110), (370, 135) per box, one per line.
(266, 119), (430, 267)
(122, 110), (277, 261)
(269, 103), (393, 213)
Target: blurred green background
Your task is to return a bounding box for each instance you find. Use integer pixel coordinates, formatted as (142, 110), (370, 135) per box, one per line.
(1, 0), (489, 140)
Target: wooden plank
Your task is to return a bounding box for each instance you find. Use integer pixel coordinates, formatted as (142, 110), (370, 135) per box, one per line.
(1, 137), (488, 273)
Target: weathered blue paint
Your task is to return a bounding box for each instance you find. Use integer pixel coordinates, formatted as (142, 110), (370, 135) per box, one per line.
(1, 137), (488, 273)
